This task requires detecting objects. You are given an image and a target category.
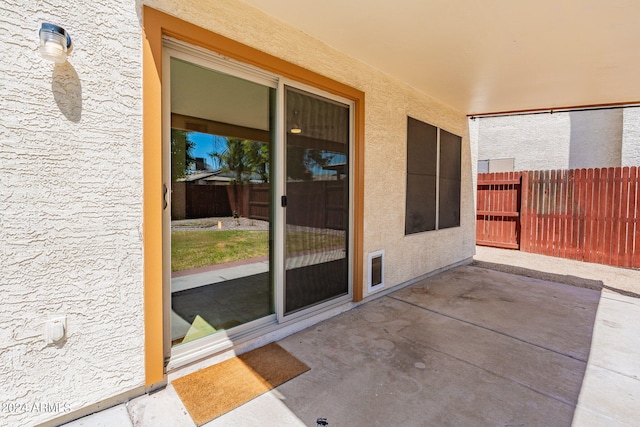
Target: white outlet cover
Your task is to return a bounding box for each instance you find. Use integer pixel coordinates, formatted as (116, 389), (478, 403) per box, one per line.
(45, 316), (67, 344)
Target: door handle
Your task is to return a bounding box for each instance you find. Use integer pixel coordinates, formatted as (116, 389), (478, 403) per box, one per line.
(163, 184), (168, 210)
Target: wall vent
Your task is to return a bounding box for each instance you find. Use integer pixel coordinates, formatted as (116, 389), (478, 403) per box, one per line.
(367, 250), (384, 293)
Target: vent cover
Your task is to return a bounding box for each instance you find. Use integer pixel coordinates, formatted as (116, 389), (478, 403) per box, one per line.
(367, 250), (384, 293)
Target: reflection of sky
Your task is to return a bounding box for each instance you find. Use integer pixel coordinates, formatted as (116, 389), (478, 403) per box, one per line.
(187, 131), (347, 174)
(327, 153), (346, 165)
(188, 132), (228, 170)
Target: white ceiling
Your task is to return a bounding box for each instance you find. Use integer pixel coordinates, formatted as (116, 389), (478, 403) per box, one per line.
(171, 57), (271, 131)
(240, 0), (640, 115)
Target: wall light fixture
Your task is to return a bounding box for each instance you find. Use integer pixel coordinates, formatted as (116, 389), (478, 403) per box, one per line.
(39, 23), (72, 64)
(290, 110), (302, 134)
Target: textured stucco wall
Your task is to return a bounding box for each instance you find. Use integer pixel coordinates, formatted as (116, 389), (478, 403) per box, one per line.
(622, 107), (640, 166)
(142, 0), (473, 292)
(0, 2), (144, 426)
(476, 109), (625, 171)
(567, 109), (623, 169)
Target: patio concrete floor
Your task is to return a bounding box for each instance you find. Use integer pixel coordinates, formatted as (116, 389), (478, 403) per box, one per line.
(62, 250), (640, 426)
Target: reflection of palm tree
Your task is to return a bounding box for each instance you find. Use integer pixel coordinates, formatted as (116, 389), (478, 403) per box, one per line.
(211, 138), (248, 183)
(210, 138), (269, 183)
(287, 147), (334, 181)
(210, 138), (270, 217)
(171, 129), (195, 182)
(244, 141), (269, 183)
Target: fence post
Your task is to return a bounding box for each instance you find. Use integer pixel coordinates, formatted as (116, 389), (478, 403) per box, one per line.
(632, 167), (640, 268)
(520, 171), (528, 252)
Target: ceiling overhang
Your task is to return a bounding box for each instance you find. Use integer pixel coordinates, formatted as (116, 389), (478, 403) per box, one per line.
(240, 0), (640, 116)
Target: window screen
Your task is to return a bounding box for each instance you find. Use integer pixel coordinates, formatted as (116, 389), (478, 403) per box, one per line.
(405, 117), (461, 234)
(438, 129), (461, 229)
(405, 117), (437, 234)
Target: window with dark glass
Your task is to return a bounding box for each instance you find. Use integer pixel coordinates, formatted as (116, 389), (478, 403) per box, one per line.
(438, 129), (461, 229)
(405, 117), (461, 235)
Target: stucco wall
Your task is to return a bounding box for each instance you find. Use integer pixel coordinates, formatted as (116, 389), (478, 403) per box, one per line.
(143, 0), (474, 295)
(476, 109), (625, 171)
(0, 2), (144, 426)
(622, 107), (640, 166)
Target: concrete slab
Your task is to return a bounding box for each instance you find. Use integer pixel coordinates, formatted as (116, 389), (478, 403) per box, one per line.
(379, 296), (587, 405)
(278, 267), (599, 426)
(58, 256), (640, 427)
(474, 245), (640, 297)
(127, 385), (194, 427)
(391, 265), (600, 361)
(572, 292), (640, 426)
(62, 404), (132, 427)
(585, 292), (640, 380)
(202, 391), (306, 426)
(573, 363), (640, 426)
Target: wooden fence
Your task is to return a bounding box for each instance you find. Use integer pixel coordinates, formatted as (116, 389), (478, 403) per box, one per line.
(477, 167), (640, 269)
(476, 172), (522, 249)
(171, 182), (232, 220)
(225, 181), (347, 230)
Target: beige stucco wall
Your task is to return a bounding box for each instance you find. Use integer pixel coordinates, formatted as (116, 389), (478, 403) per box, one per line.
(1, 1), (144, 426)
(143, 0), (474, 294)
(1, 0), (473, 424)
(476, 109), (627, 171)
(622, 107), (640, 166)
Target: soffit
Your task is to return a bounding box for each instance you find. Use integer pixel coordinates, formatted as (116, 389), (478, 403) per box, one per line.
(240, 0), (640, 115)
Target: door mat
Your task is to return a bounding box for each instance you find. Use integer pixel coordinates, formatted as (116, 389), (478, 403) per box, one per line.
(172, 342), (310, 425)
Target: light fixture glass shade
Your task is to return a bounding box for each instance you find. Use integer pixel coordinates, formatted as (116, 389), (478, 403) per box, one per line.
(39, 23), (72, 63)
(290, 110), (302, 133)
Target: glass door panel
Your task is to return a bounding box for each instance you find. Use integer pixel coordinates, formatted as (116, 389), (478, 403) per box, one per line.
(168, 56), (275, 346)
(284, 86), (350, 315)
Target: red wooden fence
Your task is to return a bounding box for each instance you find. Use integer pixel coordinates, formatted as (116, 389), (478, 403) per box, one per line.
(477, 167), (640, 269)
(476, 172), (522, 249)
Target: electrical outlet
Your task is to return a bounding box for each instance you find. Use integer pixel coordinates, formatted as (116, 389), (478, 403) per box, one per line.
(45, 316), (67, 344)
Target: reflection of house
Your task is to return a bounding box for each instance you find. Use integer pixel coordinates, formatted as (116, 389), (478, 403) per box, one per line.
(181, 169), (266, 185)
(172, 170), (268, 219)
(3, 1), (640, 426)
(323, 162), (347, 180)
(173, 171), (233, 220)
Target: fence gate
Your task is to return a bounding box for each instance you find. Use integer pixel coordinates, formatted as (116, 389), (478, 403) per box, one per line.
(476, 172), (522, 249)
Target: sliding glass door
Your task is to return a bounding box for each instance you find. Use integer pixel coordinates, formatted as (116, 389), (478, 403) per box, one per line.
(165, 49), (276, 348)
(163, 41), (353, 361)
(283, 86), (351, 315)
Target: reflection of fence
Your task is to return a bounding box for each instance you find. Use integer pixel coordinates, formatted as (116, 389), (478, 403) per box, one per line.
(477, 167), (640, 268)
(228, 183), (270, 221)
(171, 182), (231, 220)
(231, 181), (346, 230)
(286, 181), (346, 230)
(173, 181), (347, 230)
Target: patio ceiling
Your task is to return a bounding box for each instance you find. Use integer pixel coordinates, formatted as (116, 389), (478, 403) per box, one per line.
(240, 0), (640, 115)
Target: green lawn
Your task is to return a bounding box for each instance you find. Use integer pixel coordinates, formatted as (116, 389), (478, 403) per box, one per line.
(171, 230), (268, 272)
(171, 229), (345, 272)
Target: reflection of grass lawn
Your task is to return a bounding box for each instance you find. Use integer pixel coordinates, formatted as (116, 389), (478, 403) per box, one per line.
(171, 230), (268, 272)
(172, 230), (345, 272)
(286, 232), (344, 254)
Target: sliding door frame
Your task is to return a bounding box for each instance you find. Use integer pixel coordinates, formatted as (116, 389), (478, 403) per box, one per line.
(162, 39), (280, 370)
(143, 6), (364, 387)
